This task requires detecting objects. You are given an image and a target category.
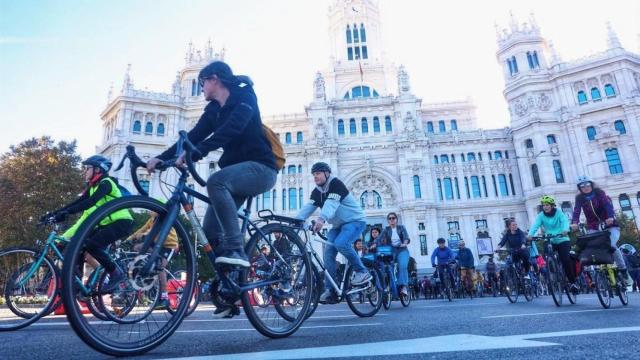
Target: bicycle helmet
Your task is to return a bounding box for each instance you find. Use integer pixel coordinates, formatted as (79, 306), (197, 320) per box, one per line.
(82, 155), (112, 173)
(576, 175), (593, 189)
(311, 162), (331, 174)
(540, 195), (556, 206)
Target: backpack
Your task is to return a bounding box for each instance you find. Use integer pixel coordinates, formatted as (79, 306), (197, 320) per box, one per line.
(262, 124), (286, 170)
(102, 177), (132, 198)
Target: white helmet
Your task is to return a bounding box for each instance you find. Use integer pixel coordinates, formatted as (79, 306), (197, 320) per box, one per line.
(576, 175), (592, 184)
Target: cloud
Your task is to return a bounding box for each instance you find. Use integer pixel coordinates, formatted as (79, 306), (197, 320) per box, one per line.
(0, 36), (58, 45)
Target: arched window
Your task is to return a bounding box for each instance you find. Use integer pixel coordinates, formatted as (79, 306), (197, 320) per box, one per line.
(450, 120), (458, 131)
(346, 25), (352, 44)
(619, 194), (634, 219)
(296, 131), (303, 143)
(145, 122), (153, 134)
(577, 91), (588, 104)
(591, 87), (602, 101)
(338, 119), (345, 136)
(461, 153), (466, 162)
(471, 176), (481, 198)
(494, 151), (503, 160)
(385, 116), (392, 133)
(464, 177), (471, 198)
(438, 120), (446, 133)
(454, 177), (461, 199)
(140, 179), (150, 193)
(372, 190), (382, 209)
(509, 174), (516, 195)
(132, 120), (141, 134)
(157, 123), (165, 136)
(360, 24), (366, 43)
(531, 164), (541, 187)
(344, 86), (379, 99)
(287, 165), (296, 174)
(440, 154), (449, 163)
(298, 165), (302, 173)
(498, 174), (509, 196)
(288, 188), (297, 210)
(426, 122), (434, 133)
(360, 191), (368, 209)
(467, 152), (476, 161)
(547, 134), (556, 144)
(605, 148), (623, 174)
(525, 139), (534, 149)
(533, 51), (540, 67)
(436, 179), (443, 201)
(433, 156), (439, 164)
(349, 119), (356, 136)
(361, 118), (368, 134)
(527, 51), (534, 69)
(552, 160), (565, 183)
(285, 132), (292, 144)
(604, 84), (616, 97)
(413, 175), (422, 199)
(443, 178), (453, 200)
(614, 120), (626, 135)
(586, 126), (597, 141)
(488, 152), (493, 160)
(191, 79), (197, 96)
(373, 117), (380, 133)
(353, 23), (359, 42)
(511, 56), (518, 73)
(263, 191), (271, 210)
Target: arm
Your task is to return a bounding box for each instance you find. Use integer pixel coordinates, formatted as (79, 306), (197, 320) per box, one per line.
(126, 218), (153, 241)
(296, 202), (318, 221)
(558, 210), (570, 233)
(603, 195), (615, 219)
(401, 226), (410, 245)
(157, 102), (219, 160)
(571, 198), (582, 224)
(497, 232), (507, 248)
(527, 214), (543, 237)
(64, 180), (112, 214)
(430, 249), (437, 266)
(319, 199), (340, 222)
(195, 98), (255, 159)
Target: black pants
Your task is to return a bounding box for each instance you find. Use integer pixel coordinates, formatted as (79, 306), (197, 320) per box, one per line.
(512, 248), (530, 272)
(85, 219), (133, 273)
(553, 242), (576, 283)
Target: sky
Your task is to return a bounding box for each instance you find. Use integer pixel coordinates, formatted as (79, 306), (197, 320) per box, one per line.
(1, 0), (638, 158)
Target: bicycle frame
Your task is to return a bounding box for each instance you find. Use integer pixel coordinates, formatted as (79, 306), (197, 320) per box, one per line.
(303, 233), (358, 299)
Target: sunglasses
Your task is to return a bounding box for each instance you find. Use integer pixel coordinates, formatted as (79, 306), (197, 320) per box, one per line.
(198, 76), (214, 87)
(578, 183), (592, 188)
(388, 217), (397, 220)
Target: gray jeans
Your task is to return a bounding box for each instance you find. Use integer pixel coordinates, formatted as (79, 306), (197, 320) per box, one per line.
(203, 161), (277, 251)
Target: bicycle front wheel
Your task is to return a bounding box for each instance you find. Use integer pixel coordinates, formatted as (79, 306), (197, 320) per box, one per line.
(546, 257), (563, 307)
(594, 270), (611, 309)
(60, 196), (196, 356)
(504, 267), (518, 303)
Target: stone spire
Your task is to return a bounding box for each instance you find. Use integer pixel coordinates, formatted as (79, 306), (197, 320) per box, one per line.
(107, 82), (114, 102)
(121, 64), (133, 93)
(313, 71), (326, 101)
(172, 71), (182, 96)
(397, 65), (410, 95)
(606, 21), (622, 49)
(548, 40), (562, 65)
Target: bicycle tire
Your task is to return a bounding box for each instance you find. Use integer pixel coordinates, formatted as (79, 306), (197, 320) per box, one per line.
(523, 276), (534, 302)
(505, 267), (518, 303)
(345, 266), (382, 317)
(399, 286), (411, 307)
(616, 272), (629, 306)
(594, 270), (611, 309)
(546, 257), (563, 307)
(61, 196), (196, 356)
(381, 271), (391, 310)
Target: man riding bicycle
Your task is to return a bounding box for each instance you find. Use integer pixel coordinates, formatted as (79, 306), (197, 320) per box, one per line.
(296, 162), (371, 303)
(456, 240), (475, 293)
(431, 238), (455, 287)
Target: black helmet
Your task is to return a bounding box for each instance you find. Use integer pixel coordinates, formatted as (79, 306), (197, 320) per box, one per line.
(437, 238), (446, 244)
(82, 155), (112, 173)
(311, 162), (331, 174)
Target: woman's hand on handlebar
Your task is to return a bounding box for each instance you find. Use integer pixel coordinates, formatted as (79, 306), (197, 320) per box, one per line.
(570, 223), (579, 231)
(146, 158), (163, 173)
(175, 151), (188, 169)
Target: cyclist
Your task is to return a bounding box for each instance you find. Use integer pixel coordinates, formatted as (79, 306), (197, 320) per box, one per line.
(570, 175), (629, 283)
(498, 219), (531, 279)
(296, 162), (370, 303)
(431, 238), (455, 287)
(456, 240), (475, 293)
(45, 155), (133, 293)
(147, 61), (277, 271)
(485, 256), (499, 294)
(527, 195), (578, 291)
(377, 212), (411, 296)
(367, 227), (381, 251)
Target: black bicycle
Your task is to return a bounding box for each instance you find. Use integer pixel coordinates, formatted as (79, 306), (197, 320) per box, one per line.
(531, 234), (576, 307)
(60, 132), (313, 356)
(495, 249), (533, 303)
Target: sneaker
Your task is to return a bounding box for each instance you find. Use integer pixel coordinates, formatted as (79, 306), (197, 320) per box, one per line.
(400, 286), (409, 296)
(570, 282), (580, 293)
(523, 274), (531, 280)
(318, 289), (335, 303)
(213, 304), (240, 319)
(101, 269), (127, 293)
(350, 271), (372, 286)
(215, 250), (250, 267)
(154, 298), (169, 310)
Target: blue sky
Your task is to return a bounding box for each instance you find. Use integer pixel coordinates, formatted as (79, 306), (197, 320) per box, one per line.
(1, 0), (638, 158)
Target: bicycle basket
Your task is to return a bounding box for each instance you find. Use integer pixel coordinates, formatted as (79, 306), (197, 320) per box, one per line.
(376, 245), (393, 259)
(361, 253), (376, 267)
(576, 231), (610, 251)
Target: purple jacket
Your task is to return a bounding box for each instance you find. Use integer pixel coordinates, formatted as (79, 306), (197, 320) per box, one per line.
(571, 189), (617, 230)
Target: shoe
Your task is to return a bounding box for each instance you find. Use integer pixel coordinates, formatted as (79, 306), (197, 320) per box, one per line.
(318, 289), (335, 303)
(350, 271), (372, 285)
(101, 269), (127, 293)
(213, 304), (240, 319)
(154, 298), (169, 310)
(215, 250), (250, 267)
(570, 282), (580, 293)
(400, 286), (409, 296)
(523, 274), (531, 280)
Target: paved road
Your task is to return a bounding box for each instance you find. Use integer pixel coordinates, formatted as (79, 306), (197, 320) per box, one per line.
(2, 293), (639, 359)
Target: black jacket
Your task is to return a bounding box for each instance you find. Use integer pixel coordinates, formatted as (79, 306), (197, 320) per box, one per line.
(498, 228), (527, 249)
(159, 85), (276, 170)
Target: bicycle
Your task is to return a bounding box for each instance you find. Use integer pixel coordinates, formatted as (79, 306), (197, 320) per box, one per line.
(458, 266), (475, 299)
(370, 245), (410, 309)
(434, 261), (456, 302)
(59, 132), (313, 356)
(531, 234), (576, 307)
(495, 249), (534, 303)
(587, 263), (629, 309)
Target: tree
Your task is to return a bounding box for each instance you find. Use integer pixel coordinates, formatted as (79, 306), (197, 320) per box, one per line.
(0, 137), (83, 248)
(615, 211), (640, 251)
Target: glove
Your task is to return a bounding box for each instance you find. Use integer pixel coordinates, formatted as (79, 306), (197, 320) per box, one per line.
(53, 210), (69, 222)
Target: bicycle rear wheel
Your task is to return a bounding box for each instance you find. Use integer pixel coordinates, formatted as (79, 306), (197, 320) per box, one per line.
(546, 257), (563, 307)
(382, 273), (391, 310)
(61, 196), (196, 356)
(0, 248), (59, 331)
(242, 223), (313, 338)
(345, 266), (382, 317)
(523, 275), (534, 302)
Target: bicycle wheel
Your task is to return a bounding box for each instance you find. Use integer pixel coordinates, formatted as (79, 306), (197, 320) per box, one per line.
(345, 266), (382, 317)
(523, 275), (534, 302)
(399, 286), (411, 307)
(85, 268), (109, 321)
(382, 272), (391, 310)
(443, 275), (453, 302)
(0, 248), (59, 331)
(546, 257), (563, 307)
(564, 269), (577, 305)
(167, 271), (200, 317)
(96, 268), (160, 324)
(616, 272), (629, 306)
(242, 223), (313, 338)
(504, 267), (518, 303)
(61, 196), (196, 356)
(594, 270), (611, 309)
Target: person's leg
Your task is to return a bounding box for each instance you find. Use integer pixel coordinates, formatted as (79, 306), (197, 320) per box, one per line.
(323, 228), (340, 291)
(332, 221), (367, 273)
(85, 220), (133, 273)
(202, 206), (224, 255)
(395, 248), (410, 286)
(554, 242), (576, 283)
(608, 227), (627, 270)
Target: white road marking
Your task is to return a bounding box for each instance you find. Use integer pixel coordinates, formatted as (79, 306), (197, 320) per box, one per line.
(174, 322), (383, 333)
(482, 308), (631, 319)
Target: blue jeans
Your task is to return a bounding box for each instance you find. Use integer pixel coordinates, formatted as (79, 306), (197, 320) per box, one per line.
(324, 221), (366, 291)
(394, 247), (410, 286)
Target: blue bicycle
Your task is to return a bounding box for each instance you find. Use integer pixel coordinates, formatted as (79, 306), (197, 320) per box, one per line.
(370, 245), (410, 309)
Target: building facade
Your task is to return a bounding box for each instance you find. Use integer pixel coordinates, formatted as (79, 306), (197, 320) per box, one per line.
(97, 0), (640, 271)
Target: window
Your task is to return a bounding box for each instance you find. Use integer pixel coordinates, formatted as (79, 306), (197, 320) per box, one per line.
(605, 148), (623, 174)
(471, 176), (481, 198)
(591, 87), (602, 101)
(561, 201), (572, 219)
(509, 174), (516, 196)
(285, 132), (292, 144)
(361, 118), (368, 134)
(360, 24), (366, 42)
(191, 79), (197, 96)
(498, 174), (509, 196)
(478, 153), (483, 161)
(587, 126), (596, 141)
(347, 47), (353, 60)
(451, 120), (458, 131)
(362, 46), (368, 59)
(577, 91), (588, 104)
(482, 176), (488, 197)
(604, 84), (616, 97)
(296, 131), (303, 143)
(464, 177), (471, 199)
(299, 188), (303, 209)
(448, 221), (460, 231)
(433, 156), (439, 164)
(492, 175), (498, 197)
(619, 194), (634, 219)
(511, 56), (518, 73)
(547, 135), (556, 144)
(287, 165), (296, 174)
(533, 51), (540, 68)
(454, 177), (461, 199)
(553, 160), (565, 183)
(145, 122), (153, 135)
(476, 219), (488, 229)
(373, 117), (380, 133)
(263, 191), (271, 210)
(140, 179), (150, 193)
(344, 86), (379, 99)
(527, 51), (534, 69)
(525, 139), (534, 149)
(505, 151), (509, 159)
(338, 119), (345, 136)
(488, 152), (493, 161)
(413, 175), (422, 199)
(531, 164), (541, 187)
(349, 119), (356, 136)
(132, 120), (141, 134)
(443, 178), (453, 200)
(360, 191), (368, 209)
(494, 151), (503, 160)
(467, 152), (476, 161)
(440, 154), (449, 163)
(418, 223), (425, 231)
(419, 235), (428, 256)
(461, 153), (466, 162)
(272, 190), (277, 210)
(437, 179), (443, 201)
(346, 25), (352, 44)
(353, 23), (359, 42)
(614, 120), (626, 135)
(426, 122), (434, 133)
(282, 189), (286, 210)
(373, 191), (382, 209)
(157, 123), (165, 136)
(451, 154), (456, 163)
(438, 120), (446, 133)
(288, 188), (297, 210)
(298, 165), (302, 173)
(385, 116), (392, 133)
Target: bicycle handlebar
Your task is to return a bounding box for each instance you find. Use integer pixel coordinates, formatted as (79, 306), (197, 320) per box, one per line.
(309, 220), (328, 241)
(529, 233), (565, 241)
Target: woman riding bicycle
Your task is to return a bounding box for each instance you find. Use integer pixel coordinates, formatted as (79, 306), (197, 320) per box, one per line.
(377, 212), (411, 296)
(498, 219), (531, 279)
(527, 195), (578, 291)
(570, 175), (629, 283)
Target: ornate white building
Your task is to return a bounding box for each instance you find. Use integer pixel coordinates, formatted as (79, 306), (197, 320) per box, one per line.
(97, 0), (640, 271)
